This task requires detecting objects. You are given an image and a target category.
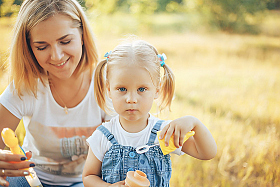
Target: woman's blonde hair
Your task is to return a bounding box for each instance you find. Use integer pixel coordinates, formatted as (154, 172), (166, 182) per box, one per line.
(94, 40), (175, 114)
(10, 0), (98, 97)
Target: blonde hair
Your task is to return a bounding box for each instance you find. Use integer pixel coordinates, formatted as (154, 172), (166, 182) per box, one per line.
(94, 40), (175, 114)
(10, 0), (98, 97)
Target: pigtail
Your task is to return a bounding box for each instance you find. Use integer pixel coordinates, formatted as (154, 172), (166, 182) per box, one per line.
(159, 63), (175, 112)
(94, 59), (107, 112)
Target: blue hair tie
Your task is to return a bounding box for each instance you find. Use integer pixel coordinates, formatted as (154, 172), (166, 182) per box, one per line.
(104, 51), (112, 61)
(157, 53), (167, 67)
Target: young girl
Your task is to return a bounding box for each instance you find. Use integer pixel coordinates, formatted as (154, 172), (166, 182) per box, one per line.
(82, 40), (217, 187)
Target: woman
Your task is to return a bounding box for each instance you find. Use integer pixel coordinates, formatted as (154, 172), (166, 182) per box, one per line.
(0, 0), (111, 186)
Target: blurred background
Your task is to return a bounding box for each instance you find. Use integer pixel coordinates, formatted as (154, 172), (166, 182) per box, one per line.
(0, 0), (279, 186)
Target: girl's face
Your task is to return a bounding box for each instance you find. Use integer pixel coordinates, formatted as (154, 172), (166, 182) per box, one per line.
(107, 64), (159, 126)
(29, 14), (83, 80)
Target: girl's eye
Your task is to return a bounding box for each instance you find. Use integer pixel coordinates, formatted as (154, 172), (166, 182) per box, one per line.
(61, 40), (71, 45)
(138, 87), (146, 92)
(118, 87), (127, 92)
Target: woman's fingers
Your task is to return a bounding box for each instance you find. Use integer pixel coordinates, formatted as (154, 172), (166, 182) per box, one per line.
(0, 168), (30, 177)
(0, 160), (35, 170)
(0, 176), (8, 187)
(0, 150), (35, 178)
(25, 151), (32, 160)
(0, 150), (34, 187)
(0, 153), (27, 163)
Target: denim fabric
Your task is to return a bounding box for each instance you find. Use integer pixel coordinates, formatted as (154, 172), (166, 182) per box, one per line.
(41, 182), (84, 187)
(5, 177), (29, 187)
(5, 177), (83, 187)
(98, 120), (172, 187)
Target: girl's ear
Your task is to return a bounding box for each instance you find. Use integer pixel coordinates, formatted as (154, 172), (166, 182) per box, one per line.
(154, 83), (160, 99)
(106, 80), (111, 99)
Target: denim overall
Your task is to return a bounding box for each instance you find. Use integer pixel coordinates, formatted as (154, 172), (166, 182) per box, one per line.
(97, 120), (172, 187)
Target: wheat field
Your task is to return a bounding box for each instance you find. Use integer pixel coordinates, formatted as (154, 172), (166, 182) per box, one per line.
(0, 13), (279, 186)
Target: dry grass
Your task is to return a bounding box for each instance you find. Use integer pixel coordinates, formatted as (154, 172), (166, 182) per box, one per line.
(0, 13), (279, 186)
(138, 32), (280, 186)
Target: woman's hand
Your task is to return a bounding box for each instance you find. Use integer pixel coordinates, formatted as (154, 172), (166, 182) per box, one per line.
(0, 150), (35, 187)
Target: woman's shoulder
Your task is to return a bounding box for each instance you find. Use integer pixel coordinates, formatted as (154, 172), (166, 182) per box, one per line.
(1, 82), (35, 100)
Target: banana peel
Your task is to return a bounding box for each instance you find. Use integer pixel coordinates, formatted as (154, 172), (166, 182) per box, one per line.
(157, 131), (195, 155)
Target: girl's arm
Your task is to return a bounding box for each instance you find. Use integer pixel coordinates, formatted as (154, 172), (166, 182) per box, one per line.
(82, 147), (126, 187)
(159, 115), (217, 160)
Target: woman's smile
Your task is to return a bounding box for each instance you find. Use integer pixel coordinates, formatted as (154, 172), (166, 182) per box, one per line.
(50, 57), (70, 67)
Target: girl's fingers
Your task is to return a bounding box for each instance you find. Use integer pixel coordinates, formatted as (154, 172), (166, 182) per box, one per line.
(179, 132), (186, 147)
(164, 124), (174, 147)
(173, 128), (180, 148)
(159, 124), (169, 139)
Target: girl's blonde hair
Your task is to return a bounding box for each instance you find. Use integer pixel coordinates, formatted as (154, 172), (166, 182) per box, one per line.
(94, 40), (175, 114)
(10, 0), (98, 97)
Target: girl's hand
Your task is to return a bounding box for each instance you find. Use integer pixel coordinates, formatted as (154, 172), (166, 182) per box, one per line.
(0, 150), (35, 187)
(160, 116), (217, 160)
(159, 116), (195, 148)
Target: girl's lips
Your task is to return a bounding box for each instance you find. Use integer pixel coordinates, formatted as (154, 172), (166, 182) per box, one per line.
(126, 109), (137, 112)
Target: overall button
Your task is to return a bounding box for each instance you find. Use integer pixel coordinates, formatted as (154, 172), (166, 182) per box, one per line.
(129, 152), (135, 158)
(140, 159), (145, 164)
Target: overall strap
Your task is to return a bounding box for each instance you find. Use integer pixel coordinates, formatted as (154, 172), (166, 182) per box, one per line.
(148, 120), (164, 144)
(97, 125), (118, 145)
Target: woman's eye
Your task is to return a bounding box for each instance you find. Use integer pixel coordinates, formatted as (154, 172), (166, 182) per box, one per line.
(118, 87), (127, 92)
(61, 40), (71, 45)
(138, 87), (146, 92)
(36, 46), (47, 51)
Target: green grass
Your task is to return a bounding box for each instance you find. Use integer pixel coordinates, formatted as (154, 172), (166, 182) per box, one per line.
(1, 12), (279, 186)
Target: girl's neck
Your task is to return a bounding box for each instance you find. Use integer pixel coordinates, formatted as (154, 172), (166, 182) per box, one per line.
(119, 114), (150, 133)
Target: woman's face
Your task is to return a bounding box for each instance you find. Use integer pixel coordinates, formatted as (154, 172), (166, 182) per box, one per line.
(29, 14), (83, 80)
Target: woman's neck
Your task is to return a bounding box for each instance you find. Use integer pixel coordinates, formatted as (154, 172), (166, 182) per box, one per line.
(48, 70), (91, 108)
(48, 72), (83, 88)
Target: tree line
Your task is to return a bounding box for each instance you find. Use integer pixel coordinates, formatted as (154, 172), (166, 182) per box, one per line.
(1, 0), (280, 33)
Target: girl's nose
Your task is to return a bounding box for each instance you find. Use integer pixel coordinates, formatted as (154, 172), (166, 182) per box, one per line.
(50, 45), (64, 61)
(126, 92), (137, 103)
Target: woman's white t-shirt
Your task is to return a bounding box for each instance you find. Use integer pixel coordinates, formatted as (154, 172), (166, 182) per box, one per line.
(0, 75), (111, 185)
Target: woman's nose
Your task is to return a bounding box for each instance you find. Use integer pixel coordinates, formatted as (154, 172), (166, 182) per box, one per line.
(126, 92), (137, 103)
(50, 45), (64, 61)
